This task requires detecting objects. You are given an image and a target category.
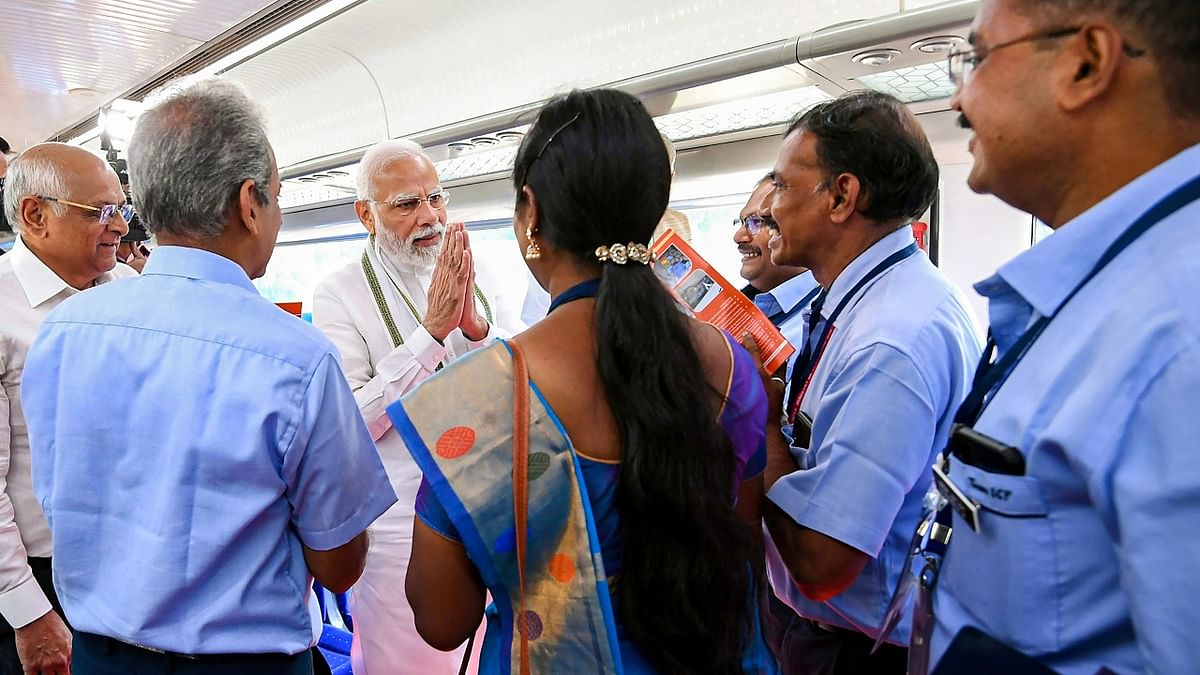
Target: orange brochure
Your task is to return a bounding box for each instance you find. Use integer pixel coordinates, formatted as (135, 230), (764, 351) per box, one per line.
(275, 301), (303, 317)
(650, 228), (796, 374)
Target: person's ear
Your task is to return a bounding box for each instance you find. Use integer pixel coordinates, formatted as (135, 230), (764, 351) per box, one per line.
(18, 195), (50, 239)
(236, 179), (264, 238)
(519, 185), (540, 234)
(355, 199), (377, 235)
(827, 173), (862, 225)
(1058, 22), (1126, 113)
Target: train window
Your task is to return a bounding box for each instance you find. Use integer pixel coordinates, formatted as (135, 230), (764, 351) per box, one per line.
(254, 236), (366, 312)
(252, 224), (531, 317)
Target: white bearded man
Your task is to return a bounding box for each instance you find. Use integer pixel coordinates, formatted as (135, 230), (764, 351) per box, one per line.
(312, 139), (520, 674)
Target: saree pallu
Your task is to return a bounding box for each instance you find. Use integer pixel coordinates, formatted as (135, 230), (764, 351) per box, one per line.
(389, 341), (623, 674)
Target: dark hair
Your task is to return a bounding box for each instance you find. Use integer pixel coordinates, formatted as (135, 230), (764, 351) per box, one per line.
(513, 89), (762, 673)
(787, 90), (938, 225)
(0, 137), (10, 155)
(1015, 0), (1200, 116)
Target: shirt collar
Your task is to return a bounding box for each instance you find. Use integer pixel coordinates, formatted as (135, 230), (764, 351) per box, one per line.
(976, 142), (1200, 318)
(141, 245), (258, 294)
(10, 236), (85, 308)
(819, 225), (915, 319)
(761, 270), (819, 314)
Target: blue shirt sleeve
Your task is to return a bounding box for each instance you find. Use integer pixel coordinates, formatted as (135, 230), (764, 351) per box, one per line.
(767, 342), (938, 557)
(1101, 345), (1200, 672)
(284, 351), (398, 551)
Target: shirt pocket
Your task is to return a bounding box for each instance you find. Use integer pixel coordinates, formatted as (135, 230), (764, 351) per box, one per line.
(938, 455), (1062, 655)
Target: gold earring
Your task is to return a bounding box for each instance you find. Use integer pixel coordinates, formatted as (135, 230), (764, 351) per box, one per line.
(525, 226), (542, 260)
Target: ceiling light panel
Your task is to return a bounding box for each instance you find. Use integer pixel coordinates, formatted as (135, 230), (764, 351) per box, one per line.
(653, 86), (832, 141)
(855, 61), (954, 103)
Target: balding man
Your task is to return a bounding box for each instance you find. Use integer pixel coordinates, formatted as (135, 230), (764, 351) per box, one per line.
(312, 139), (519, 674)
(22, 78), (395, 674)
(0, 143), (136, 674)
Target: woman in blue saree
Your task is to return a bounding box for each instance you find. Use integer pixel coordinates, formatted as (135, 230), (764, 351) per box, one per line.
(391, 89), (778, 674)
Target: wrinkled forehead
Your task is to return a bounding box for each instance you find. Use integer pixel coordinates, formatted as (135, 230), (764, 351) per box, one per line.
(371, 154), (440, 199)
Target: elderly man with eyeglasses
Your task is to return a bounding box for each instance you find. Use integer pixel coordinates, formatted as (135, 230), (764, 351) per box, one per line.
(0, 142), (136, 675)
(312, 139), (520, 675)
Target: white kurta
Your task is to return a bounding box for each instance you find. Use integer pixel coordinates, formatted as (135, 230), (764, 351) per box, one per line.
(312, 241), (520, 675)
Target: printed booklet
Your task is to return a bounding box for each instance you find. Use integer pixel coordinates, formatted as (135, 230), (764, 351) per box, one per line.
(650, 228), (796, 374)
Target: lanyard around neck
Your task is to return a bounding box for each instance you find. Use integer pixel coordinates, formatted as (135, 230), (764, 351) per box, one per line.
(955, 173), (1200, 426)
(787, 241), (919, 422)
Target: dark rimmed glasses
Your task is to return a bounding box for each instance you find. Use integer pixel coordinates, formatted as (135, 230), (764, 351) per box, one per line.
(733, 215), (774, 236)
(38, 196), (133, 226)
(947, 25), (1145, 88)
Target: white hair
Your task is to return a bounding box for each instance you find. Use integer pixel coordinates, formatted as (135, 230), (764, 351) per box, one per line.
(2, 144), (72, 232)
(355, 139), (426, 200)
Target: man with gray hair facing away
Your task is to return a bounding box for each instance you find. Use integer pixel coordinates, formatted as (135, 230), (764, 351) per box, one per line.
(0, 142), (137, 675)
(21, 76), (397, 674)
(312, 139), (517, 674)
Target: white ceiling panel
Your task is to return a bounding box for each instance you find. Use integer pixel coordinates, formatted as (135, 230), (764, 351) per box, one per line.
(225, 0), (905, 169)
(0, 0), (281, 151)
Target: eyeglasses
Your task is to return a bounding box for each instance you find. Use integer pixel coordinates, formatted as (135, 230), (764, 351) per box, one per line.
(733, 215), (774, 236)
(38, 196), (133, 226)
(369, 189), (449, 216)
(947, 25), (1145, 88)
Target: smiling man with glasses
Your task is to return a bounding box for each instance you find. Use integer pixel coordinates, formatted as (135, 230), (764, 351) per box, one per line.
(927, 0), (1200, 673)
(734, 174), (816, 382)
(0, 142), (137, 675)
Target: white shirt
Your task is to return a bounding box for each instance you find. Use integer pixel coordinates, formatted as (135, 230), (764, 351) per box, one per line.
(0, 236), (135, 628)
(311, 240), (523, 532)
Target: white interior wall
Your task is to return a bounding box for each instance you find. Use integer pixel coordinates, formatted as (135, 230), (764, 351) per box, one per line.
(223, 0), (906, 169)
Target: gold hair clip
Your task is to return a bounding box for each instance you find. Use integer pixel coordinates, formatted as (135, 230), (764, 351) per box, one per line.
(595, 243), (652, 265)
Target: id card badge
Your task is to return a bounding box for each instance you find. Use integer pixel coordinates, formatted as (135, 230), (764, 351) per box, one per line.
(908, 561), (938, 675)
(933, 456), (981, 533)
(872, 514), (930, 653)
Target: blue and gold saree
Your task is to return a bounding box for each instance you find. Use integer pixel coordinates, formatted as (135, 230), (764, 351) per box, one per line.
(390, 339), (778, 674)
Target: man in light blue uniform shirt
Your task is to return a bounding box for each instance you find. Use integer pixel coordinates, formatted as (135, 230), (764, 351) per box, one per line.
(750, 91), (981, 674)
(930, 1), (1200, 673)
(736, 175), (819, 382)
(22, 77), (397, 674)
